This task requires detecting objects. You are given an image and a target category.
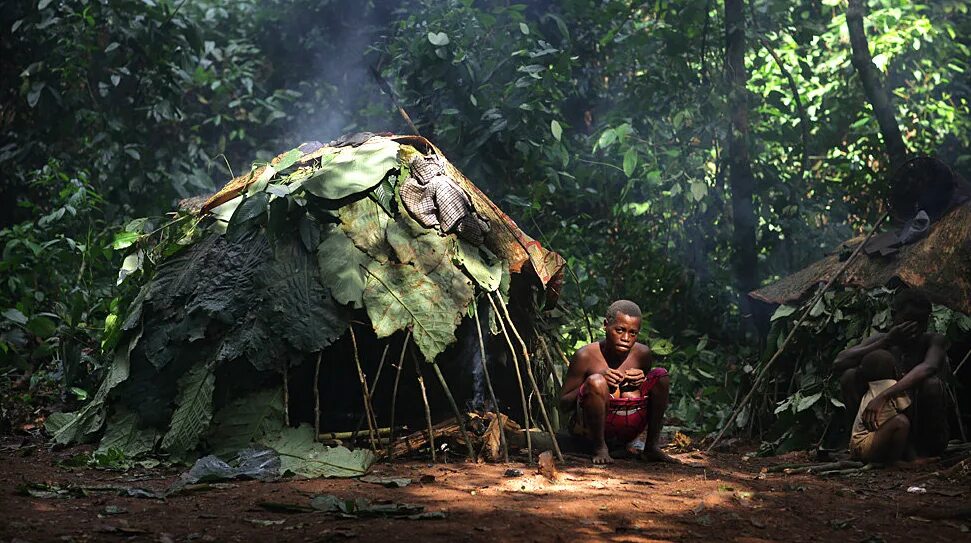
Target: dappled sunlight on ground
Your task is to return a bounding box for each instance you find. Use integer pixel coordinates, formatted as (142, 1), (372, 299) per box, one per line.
(0, 437), (967, 542)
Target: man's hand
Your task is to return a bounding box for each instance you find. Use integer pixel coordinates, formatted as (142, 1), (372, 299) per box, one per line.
(861, 394), (889, 431)
(887, 321), (920, 345)
(623, 368), (646, 386)
(600, 367), (625, 387)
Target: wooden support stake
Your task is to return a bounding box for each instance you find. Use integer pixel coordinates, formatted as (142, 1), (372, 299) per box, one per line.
(488, 292), (532, 463)
(313, 352), (322, 441)
(350, 325), (379, 451)
(430, 360), (476, 461)
(414, 355), (436, 462)
(474, 299), (509, 463)
(388, 330), (411, 461)
(495, 295), (564, 463)
(283, 362), (290, 427)
(351, 343), (391, 439)
(707, 211), (889, 452)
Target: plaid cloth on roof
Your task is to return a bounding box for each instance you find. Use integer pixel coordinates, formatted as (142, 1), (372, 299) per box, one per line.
(400, 155), (490, 245)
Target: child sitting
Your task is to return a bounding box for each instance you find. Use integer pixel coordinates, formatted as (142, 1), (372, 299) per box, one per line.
(849, 350), (912, 463)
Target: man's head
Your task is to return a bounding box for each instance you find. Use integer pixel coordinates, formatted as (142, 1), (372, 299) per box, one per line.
(891, 288), (932, 333)
(603, 300), (642, 356)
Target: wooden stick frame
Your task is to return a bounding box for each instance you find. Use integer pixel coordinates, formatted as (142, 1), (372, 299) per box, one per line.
(473, 298), (509, 462)
(494, 294), (564, 462)
(487, 292), (533, 463)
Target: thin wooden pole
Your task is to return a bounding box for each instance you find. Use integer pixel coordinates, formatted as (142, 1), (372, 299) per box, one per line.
(495, 295), (564, 462)
(282, 362), (290, 427)
(351, 343), (391, 439)
(474, 299), (508, 462)
(313, 352), (322, 441)
(350, 325), (379, 451)
(414, 354), (436, 462)
(536, 335), (563, 390)
(488, 292), (532, 463)
(430, 360), (476, 461)
(953, 349), (970, 377)
(707, 211), (890, 452)
(388, 330), (411, 461)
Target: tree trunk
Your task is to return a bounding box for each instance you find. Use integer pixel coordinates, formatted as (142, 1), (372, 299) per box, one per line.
(847, 0), (908, 168)
(725, 0), (759, 332)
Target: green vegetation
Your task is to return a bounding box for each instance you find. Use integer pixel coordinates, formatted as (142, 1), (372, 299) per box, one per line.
(2, 0), (969, 450)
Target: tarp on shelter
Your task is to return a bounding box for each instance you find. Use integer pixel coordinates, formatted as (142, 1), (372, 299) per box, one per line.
(750, 202), (971, 314)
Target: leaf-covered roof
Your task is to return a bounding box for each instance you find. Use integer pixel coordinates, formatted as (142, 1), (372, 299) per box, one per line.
(750, 202), (971, 314)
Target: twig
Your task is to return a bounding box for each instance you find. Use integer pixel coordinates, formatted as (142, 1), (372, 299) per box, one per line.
(818, 463), (877, 476)
(351, 344), (391, 439)
(495, 295), (564, 462)
(707, 211), (890, 452)
(488, 292), (533, 463)
(369, 66), (421, 136)
(314, 352), (322, 441)
(350, 325), (379, 451)
(780, 460), (864, 474)
(535, 334), (563, 390)
(954, 349), (970, 376)
(388, 330), (411, 461)
(430, 361), (476, 461)
(474, 299), (509, 462)
(413, 354), (436, 462)
(283, 362), (290, 427)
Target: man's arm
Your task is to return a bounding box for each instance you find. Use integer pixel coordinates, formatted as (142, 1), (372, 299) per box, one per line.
(559, 348), (592, 411)
(559, 346), (625, 410)
(832, 321), (919, 372)
(622, 344), (654, 385)
(861, 334), (948, 430)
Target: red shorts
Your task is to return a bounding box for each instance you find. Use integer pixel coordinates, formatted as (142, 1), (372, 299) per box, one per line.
(570, 368), (668, 443)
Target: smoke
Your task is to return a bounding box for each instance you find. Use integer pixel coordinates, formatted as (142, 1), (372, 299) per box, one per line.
(280, 1), (401, 146)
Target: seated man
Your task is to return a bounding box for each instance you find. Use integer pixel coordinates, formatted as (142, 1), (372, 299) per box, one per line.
(559, 300), (676, 464)
(849, 350), (912, 463)
(833, 288), (949, 458)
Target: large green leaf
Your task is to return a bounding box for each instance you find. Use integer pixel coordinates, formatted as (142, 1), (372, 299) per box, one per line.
(317, 224), (370, 309)
(215, 310), (280, 370)
(49, 330), (141, 444)
(385, 221), (450, 275)
(339, 198), (392, 262)
(266, 240), (348, 353)
(148, 231), (270, 322)
(302, 140), (400, 201)
(362, 260), (471, 361)
(207, 389), (284, 459)
(161, 360), (215, 456)
(260, 424), (375, 478)
(454, 240), (502, 292)
(96, 408), (158, 458)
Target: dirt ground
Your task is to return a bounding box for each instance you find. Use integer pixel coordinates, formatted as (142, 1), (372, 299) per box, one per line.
(0, 436), (968, 543)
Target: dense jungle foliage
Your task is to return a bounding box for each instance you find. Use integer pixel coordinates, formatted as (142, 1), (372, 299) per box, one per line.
(2, 0), (970, 449)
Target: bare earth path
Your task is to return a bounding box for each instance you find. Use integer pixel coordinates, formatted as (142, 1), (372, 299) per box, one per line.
(1, 436), (967, 542)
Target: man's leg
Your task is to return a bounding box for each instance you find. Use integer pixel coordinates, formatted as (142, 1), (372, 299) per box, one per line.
(911, 376), (949, 457)
(639, 374), (679, 463)
(579, 374), (613, 464)
(861, 414), (910, 464)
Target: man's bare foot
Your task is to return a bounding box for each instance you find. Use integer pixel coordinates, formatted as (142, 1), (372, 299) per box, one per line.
(592, 445), (614, 464)
(639, 447), (680, 464)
